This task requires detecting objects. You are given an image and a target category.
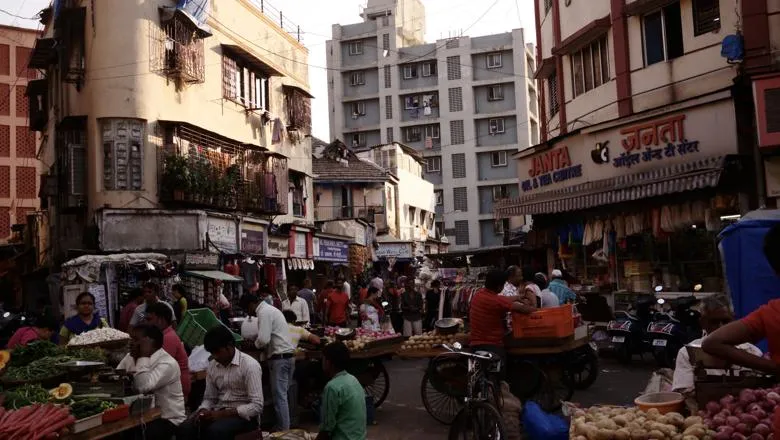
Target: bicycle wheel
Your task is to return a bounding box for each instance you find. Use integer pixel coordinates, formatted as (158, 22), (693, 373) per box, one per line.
(363, 359), (390, 407)
(563, 349), (599, 390)
(448, 401), (507, 440)
(421, 371), (463, 425)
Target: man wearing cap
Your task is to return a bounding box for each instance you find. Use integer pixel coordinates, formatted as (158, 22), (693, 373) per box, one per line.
(548, 269), (577, 305)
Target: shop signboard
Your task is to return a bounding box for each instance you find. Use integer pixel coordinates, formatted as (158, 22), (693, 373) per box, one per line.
(241, 224), (265, 255)
(521, 146), (583, 192)
(184, 252), (220, 269)
(315, 238), (349, 262)
(267, 236), (289, 258)
(375, 242), (413, 259)
(207, 217), (238, 254)
(292, 232), (307, 258)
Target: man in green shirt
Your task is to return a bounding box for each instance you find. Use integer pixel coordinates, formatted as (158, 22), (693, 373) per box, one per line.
(317, 342), (367, 440)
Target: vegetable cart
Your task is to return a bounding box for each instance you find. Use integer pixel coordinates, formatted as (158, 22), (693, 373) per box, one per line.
(63, 407), (162, 440)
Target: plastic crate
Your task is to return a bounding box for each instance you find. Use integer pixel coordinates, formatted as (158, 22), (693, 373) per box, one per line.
(176, 308), (243, 348)
(512, 304), (575, 339)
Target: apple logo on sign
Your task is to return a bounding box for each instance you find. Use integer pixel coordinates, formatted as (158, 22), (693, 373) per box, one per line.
(591, 141), (610, 165)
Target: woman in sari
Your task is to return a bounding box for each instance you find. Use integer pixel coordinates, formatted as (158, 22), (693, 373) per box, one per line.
(59, 292), (109, 345)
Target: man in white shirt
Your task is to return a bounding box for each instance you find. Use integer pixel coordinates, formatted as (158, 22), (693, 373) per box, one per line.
(672, 295), (762, 393)
(178, 326), (263, 439)
(339, 275), (352, 300)
(129, 282), (176, 328)
(118, 324), (185, 439)
(282, 284), (310, 324)
(255, 300), (296, 431)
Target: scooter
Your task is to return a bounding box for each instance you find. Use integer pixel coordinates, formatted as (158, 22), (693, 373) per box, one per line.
(607, 293), (657, 363)
(0, 305), (27, 348)
(647, 286), (703, 368)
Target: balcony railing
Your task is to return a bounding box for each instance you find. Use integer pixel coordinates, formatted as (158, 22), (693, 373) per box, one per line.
(314, 204), (385, 223)
(158, 124), (288, 215)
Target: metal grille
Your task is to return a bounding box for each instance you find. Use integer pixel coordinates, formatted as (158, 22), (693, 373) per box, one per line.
(101, 119), (144, 191)
(450, 120), (465, 145)
(447, 56), (461, 80)
(385, 95), (393, 119)
(693, 0), (720, 36)
(386, 127), (394, 143)
(548, 73), (560, 116)
(150, 14), (206, 86)
(452, 154), (466, 179)
(765, 88), (780, 133)
(446, 39), (459, 49)
(448, 87), (463, 112)
(286, 88), (311, 132)
(383, 33), (390, 50)
(384, 65), (391, 88)
(454, 220), (469, 245)
(158, 123), (288, 215)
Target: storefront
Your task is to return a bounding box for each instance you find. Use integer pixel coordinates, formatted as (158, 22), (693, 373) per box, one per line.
(312, 234), (350, 286)
(375, 241), (415, 277)
(496, 97), (751, 313)
(286, 226), (314, 287)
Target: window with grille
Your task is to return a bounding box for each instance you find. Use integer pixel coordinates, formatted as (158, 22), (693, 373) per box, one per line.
(385, 96), (393, 119)
(447, 56), (461, 80)
(383, 34), (390, 50)
(386, 127), (394, 143)
(425, 125), (440, 139)
(101, 119), (144, 191)
(426, 156), (442, 173)
(571, 35), (610, 98)
(494, 218), (508, 235)
(453, 187), (468, 212)
(454, 220), (469, 245)
(446, 39), (459, 49)
(222, 56), (270, 110)
(403, 64), (418, 79)
(643, 2), (683, 66)
(548, 73), (560, 117)
(488, 84), (504, 101)
(351, 101), (366, 116)
(492, 185), (510, 201)
(351, 71), (365, 86)
(348, 41), (363, 55)
(434, 190), (443, 206)
(693, 0), (720, 36)
(448, 87), (463, 112)
(489, 118), (506, 134)
(450, 120), (465, 145)
(350, 133), (367, 147)
(422, 61), (437, 77)
(384, 65), (391, 88)
(452, 153), (466, 179)
(490, 151), (508, 167)
(404, 127), (422, 142)
(486, 53), (502, 69)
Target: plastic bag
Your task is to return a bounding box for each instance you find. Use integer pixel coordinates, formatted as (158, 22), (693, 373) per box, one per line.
(188, 345), (211, 372)
(642, 368), (674, 395)
(522, 401), (568, 440)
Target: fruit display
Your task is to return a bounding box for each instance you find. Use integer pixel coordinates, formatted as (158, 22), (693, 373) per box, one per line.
(67, 328), (130, 346)
(698, 388), (778, 440)
(323, 327), (400, 352)
(399, 331), (469, 352)
(570, 406), (714, 440)
(0, 403), (75, 438)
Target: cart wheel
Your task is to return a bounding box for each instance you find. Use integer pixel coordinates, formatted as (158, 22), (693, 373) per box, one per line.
(363, 359), (390, 408)
(530, 368), (573, 412)
(421, 371), (463, 425)
(506, 360), (543, 399)
(563, 349), (599, 390)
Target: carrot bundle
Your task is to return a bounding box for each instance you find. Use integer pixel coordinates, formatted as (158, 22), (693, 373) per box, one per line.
(0, 403), (75, 440)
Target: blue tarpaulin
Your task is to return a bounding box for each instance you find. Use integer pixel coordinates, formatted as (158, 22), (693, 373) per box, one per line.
(718, 210), (780, 349)
(173, 0), (212, 37)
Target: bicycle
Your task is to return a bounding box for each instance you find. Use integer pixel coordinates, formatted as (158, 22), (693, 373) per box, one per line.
(440, 343), (507, 440)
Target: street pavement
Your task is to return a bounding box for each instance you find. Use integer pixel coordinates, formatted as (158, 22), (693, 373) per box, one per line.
(299, 356), (657, 439)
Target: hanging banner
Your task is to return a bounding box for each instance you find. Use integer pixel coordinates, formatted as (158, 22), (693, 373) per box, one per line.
(267, 236), (289, 258)
(315, 238), (349, 263)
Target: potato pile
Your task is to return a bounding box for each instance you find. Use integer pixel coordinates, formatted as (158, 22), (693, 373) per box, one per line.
(571, 407), (714, 440)
(399, 331), (468, 352)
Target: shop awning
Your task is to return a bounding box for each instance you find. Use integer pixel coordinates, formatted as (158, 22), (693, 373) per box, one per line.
(183, 270), (243, 282)
(495, 156), (728, 217)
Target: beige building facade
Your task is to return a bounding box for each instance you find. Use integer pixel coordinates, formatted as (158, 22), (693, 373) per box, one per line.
(0, 25), (41, 242)
(28, 0), (313, 262)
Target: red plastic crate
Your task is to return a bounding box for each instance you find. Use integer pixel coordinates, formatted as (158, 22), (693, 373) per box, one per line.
(512, 304), (575, 339)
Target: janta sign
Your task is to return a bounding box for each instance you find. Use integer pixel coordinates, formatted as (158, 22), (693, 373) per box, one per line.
(521, 146), (583, 192)
(612, 114), (699, 168)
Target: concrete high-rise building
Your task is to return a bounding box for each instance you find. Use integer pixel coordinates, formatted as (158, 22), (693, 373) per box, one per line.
(326, 0), (537, 251)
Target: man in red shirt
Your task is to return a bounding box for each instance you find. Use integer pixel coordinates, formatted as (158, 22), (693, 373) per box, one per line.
(145, 302), (191, 400)
(118, 289), (144, 332)
(326, 283), (350, 327)
(702, 224), (780, 437)
(469, 269), (535, 363)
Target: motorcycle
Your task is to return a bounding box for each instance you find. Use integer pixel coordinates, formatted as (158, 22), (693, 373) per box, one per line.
(607, 293), (657, 363)
(647, 288), (703, 368)
(0, 305), (27, 348)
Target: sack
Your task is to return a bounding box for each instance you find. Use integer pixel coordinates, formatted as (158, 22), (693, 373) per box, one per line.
(522, 401), (568, 440)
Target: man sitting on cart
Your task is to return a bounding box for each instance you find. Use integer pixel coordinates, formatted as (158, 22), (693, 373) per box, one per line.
(470, 269), (536, 367)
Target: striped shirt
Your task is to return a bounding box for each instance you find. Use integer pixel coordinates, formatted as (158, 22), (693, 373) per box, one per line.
(199, 349), (264, 422)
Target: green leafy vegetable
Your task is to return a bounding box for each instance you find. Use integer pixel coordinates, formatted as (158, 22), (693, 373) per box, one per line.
(9, 341), (58, 367)
(70, 397), (110, 420)
(2, 383), (50, 409)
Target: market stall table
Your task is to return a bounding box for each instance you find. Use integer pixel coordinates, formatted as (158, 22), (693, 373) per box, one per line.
(63, 408), (162, 440)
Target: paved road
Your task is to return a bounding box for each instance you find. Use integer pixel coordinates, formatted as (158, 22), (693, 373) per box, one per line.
(300, 356), (657, 439)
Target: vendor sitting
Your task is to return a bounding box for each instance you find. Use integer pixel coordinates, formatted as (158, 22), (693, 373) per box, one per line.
(59, 292), (109, 345)
(672, 295), (762, 399)
(7, 315), (58, 349)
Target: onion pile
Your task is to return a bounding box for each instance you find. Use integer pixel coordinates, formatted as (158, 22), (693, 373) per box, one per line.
(699, 388), (777, 440)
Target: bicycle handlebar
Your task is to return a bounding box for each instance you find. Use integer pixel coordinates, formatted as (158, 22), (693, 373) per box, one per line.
(439, 344), (496, 361)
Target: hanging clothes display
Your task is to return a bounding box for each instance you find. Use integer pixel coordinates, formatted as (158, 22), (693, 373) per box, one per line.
(272, 118), (283, 144)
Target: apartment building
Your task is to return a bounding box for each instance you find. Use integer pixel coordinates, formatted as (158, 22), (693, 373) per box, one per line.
(27, 0), (314, 264)
(0, 26), (41, 242)
(496, 0), (765, 238)
(326, 0), (538, 251)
